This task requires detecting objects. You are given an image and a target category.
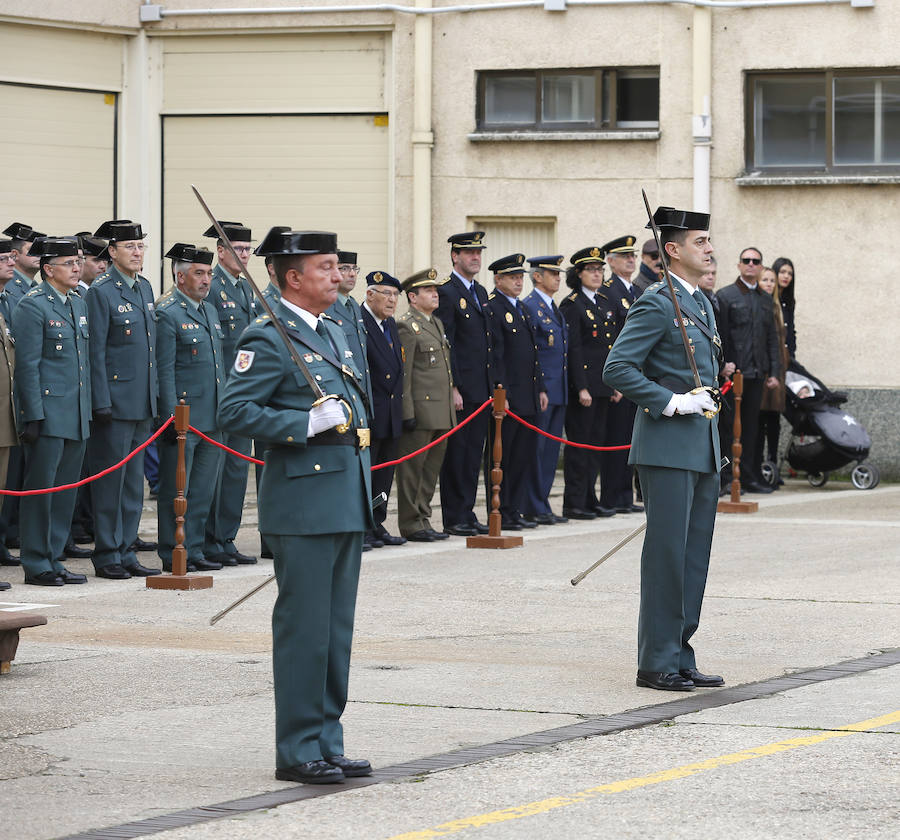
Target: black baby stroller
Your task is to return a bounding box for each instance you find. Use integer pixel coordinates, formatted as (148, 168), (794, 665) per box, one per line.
(761, 359), (879, 490)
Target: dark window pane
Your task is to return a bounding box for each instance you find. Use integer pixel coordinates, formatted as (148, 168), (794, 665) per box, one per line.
(754, 78), (826, 167)
(617, 74), (659, 126)
(484, 76), (536, 125)
(883, 78), (900, 163)
(542, 74), (595, 123)
(834, 77), (875, 165)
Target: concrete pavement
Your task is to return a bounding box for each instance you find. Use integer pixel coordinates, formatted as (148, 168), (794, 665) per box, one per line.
(0, 477), (897, 839)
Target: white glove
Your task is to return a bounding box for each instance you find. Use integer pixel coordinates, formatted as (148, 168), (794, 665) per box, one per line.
(665, 390), (717, 417)
(307, 398), (347, 437)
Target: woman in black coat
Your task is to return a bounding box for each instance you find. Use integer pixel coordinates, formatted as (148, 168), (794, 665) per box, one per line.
(772, 257), (796, 358)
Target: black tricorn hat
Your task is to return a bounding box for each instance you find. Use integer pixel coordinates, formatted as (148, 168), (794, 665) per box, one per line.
(646, 207), (710, 231)
(447, 231), (486, 250)
(96, 220), (146, 241)
(31, 236), (80, 259)
(527, 254), (564, 272)
(165, 243), (214, 265)
(366, 270), (402, 291)
(0, 239), (13, 254)
(570, 246), (606, 267)
(488, 253), (527, 275)
(601, 235), (638, 255)
(254, 229), (337, 257)
(75, 232), (110, 260)
(402, 268), (445, 292)
(202, 221), (251, 242)
(337, 250), (358, 264)
(3, 222), (45, 242)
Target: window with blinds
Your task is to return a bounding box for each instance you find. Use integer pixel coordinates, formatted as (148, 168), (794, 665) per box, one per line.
(467, 217), (557, 285)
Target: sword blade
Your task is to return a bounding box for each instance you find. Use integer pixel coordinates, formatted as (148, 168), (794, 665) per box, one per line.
(570, 521), (647, 586)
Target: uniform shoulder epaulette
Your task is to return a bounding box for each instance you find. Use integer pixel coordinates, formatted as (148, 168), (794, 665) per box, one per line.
(488, 292), (496, 300)
(398, 310), (412, 322)
(93, 273), (113, 287)
(442, 275), (452, 285)
(322, 312), (337, 324)
(567, 291), (578, 301)
(253, 314), (271, 324)
(155, 289), (175, 307)
(649, 281), (666, 293)
(25, 287), (42, 298)
(602, 277), (613, 287)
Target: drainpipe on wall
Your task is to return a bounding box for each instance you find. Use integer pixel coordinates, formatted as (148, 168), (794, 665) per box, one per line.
(412, 0), (434, 269)
(691, 6), (712, 214)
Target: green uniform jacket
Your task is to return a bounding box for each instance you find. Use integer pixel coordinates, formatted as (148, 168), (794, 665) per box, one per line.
(208, 264), (255, 363)
(6, 269), (36, 311)
(397, 308), (455, 430)
(603, 280), (721, 474)
(13, 282), (91, 440)
(155, 289), (226, 432)
(217, 302), (373, 536)
(86, 264), (159, 420)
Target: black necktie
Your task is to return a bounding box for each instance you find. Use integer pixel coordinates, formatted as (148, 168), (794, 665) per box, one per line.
(551, 300), (561, 320)
(469, 282), (482, 311)
(692, 290), (708, 322)
(0, 292), (9, 325)
(315, 319), (337, 355)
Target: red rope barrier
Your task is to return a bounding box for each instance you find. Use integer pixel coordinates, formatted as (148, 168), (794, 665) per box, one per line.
(189, 426), (265, 465)
(506, 410), (631, 452)
(371, 398), (493, 471)
(0, 416), (175, 496)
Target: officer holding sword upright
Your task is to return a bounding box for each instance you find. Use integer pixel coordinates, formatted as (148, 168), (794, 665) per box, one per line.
(218, 228), (374, 786)
(603, 204), (724, 693)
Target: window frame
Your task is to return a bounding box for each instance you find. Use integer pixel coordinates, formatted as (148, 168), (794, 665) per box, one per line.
(476, 66), (659, 133)
(745, 67), (900, 175)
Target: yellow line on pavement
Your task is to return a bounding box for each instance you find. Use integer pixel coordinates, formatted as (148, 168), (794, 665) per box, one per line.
(388, 709), (900, 840)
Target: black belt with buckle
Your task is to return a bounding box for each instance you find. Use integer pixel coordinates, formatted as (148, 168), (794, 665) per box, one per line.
(305, 428), (357, 447)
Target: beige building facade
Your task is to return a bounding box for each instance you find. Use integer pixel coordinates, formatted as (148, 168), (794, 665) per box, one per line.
(2, 0), (897, 474)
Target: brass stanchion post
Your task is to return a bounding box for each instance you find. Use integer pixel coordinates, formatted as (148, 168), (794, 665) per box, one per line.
(717, 371), (758, 514)
(467, 387), (523, 549)
(147, 402), (215, 590)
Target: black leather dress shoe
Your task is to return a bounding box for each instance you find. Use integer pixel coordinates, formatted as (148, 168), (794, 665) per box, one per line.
(443, 523), (477, 537)
(636, 670), (695, 691)
(516, 517), (538, 529)
(0, 551), (21, 566)
(679, 668), (724, 687)
(361, 543), (372, 552)
(58, 568), (88, 584)
(275, 760), (344, 785)
(191, 558), (222, 572)
(616, 504), (645, 514)
(129, 538), (158, 552)
(562, 507), (597, 520)
(96, 564), (132, 580)
(124, 561), (161, 577)
(552, 514), (569, 524)
(71, 528), (94, 545)
(230, 550), (257, 565)
(406, 530), (436, 542)
(25, 571), (65, 586)
(0, 580), (9, 591)
(64, 540), (93, 559)
(364, 533), (384, 549)
(376, 530), (407, 546)
(590, 504), (617, 517)
(469, 520), (489, 534)
(206, 552), (238, 567)
(741, 481), (774, 494)
(324, 755), (372, 777)
(427, 529), (449, 540)
(500, 519), (523, 531)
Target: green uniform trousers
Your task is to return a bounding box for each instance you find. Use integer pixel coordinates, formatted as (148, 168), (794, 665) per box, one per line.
(395, 429), (448, 536)
(157, 433), (225, 565)
(268, 531), (363, 768)
(20, 436), (86, 577)
(636, 464), (719, 673)
(204, 431), (252, 557)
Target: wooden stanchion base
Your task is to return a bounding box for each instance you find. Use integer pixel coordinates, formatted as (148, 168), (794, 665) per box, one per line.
(146, 574), (214, 591)
(466, 535), (524, 549)
(717, 499), (759, 513)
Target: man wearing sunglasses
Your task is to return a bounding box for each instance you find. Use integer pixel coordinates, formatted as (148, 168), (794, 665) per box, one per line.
(633, 239), (663, 298)
(715, 247), (781, 495)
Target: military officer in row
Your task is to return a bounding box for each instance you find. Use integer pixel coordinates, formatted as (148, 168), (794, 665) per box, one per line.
(0, 241), (17, 589)
(604, 205), (724, 692)
(155, 244), (227, 573)
(74, 232), (109, 295)
(559, 247), (619, 520)
(201, 222), (258, 566)
(86, 220), (161, 579)
(436, 231), (492, 537)
(520, 255), (569, 525)
(218, 229), (373, 786)
(3, 222), (44, 307)
(361, 270), (405, 548)
(484, 254), (547, 530)
(599, 235), (644, 514)
(13, 237), (92, 586)
(327, 249), (372, 409)
(394, 269), (454, 542)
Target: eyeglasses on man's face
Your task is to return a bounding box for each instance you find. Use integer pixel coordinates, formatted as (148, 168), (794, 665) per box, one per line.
(371, 288), (399, 298)
(49, 258), (85, 269)
(338, 265), (360, 274)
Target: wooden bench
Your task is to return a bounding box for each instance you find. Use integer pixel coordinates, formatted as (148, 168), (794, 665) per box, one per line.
(0, 613), (48, 674)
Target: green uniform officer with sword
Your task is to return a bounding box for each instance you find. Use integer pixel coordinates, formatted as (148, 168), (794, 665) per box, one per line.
(603, 202), (724, 692)
(217, 227), (374, 785)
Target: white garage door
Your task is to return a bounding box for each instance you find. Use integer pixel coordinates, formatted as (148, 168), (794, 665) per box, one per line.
(162, 114), (390, 288)
(0, 83), (117, 236)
